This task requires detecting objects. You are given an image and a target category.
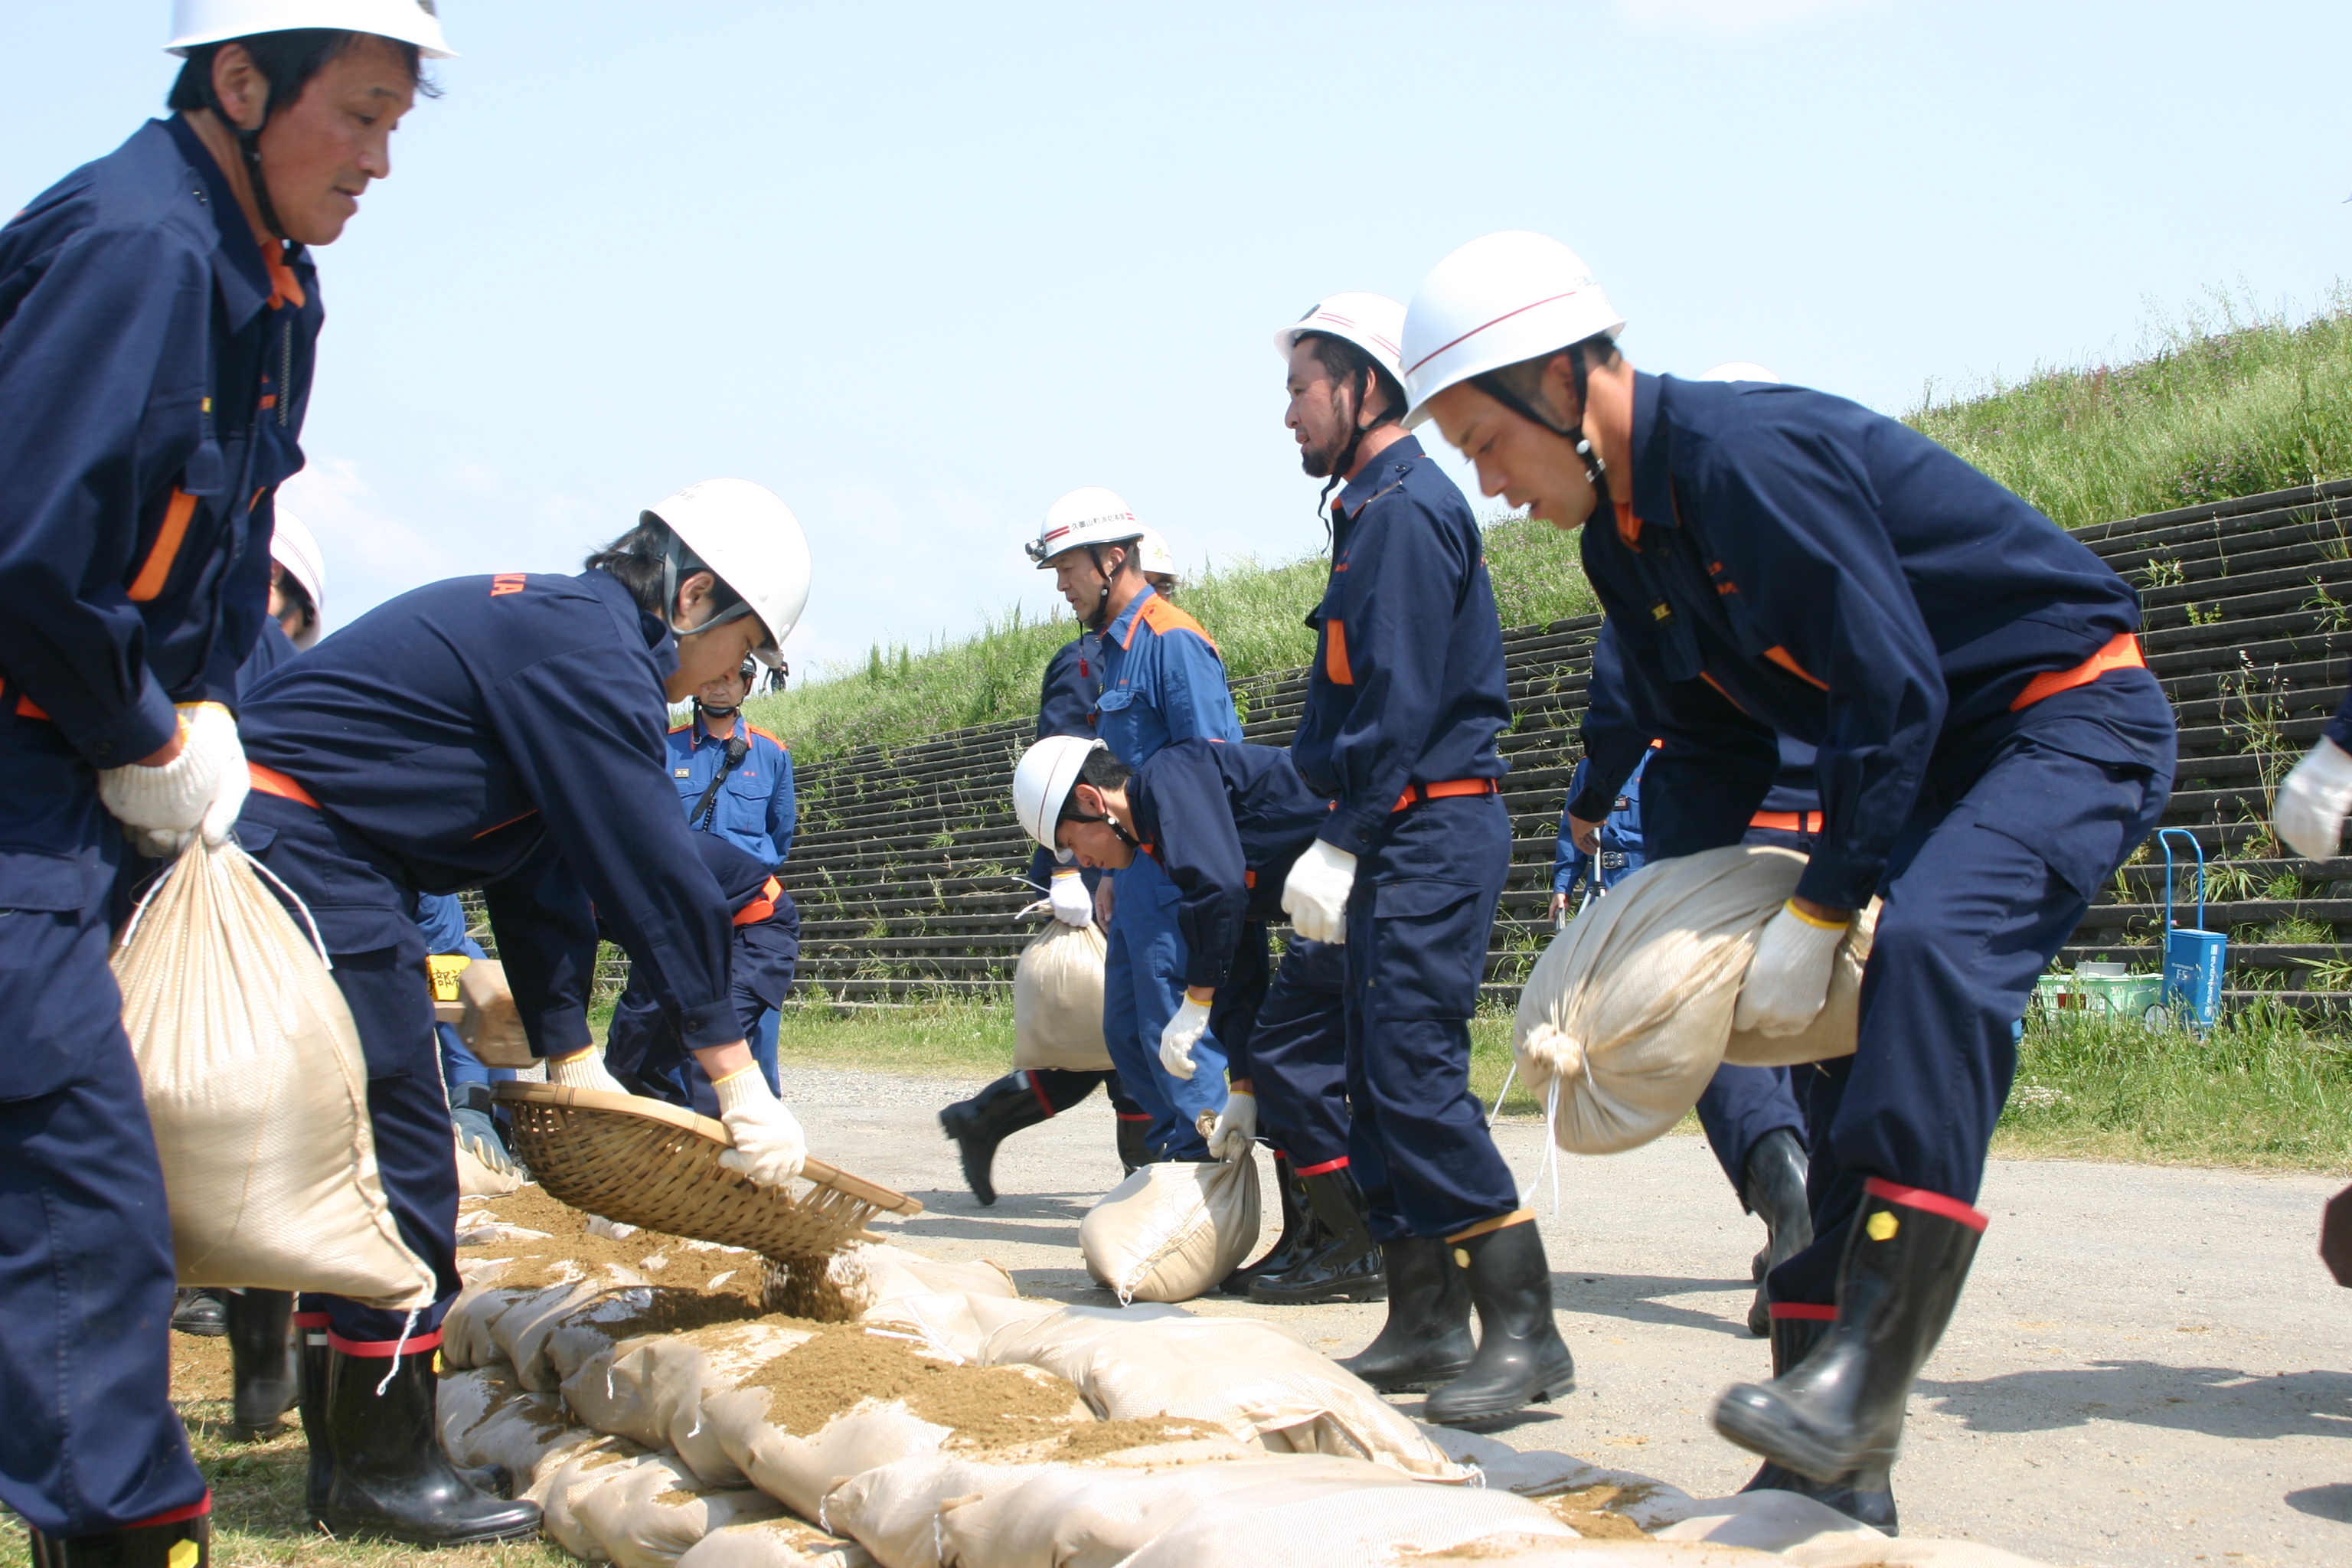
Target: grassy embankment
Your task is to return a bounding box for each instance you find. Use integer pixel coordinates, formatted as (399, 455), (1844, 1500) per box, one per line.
(734, 296), (2352, 1173)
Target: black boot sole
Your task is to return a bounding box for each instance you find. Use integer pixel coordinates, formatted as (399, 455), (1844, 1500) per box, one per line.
(229, 1418), (287, 1442)
(937, 1108), (1000, 1207)
(1743, 1461), (1899, 1535)
(1713, 1381), (1896, 1485)
(322, 1514), (543, 1548)
(1247, 1276), (1389, 1306)
(1340, 1357), (1473, 1394)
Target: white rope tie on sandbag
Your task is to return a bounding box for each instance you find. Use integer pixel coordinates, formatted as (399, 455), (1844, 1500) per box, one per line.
(1488, 1060), (1517, 1125)
(237, 842), (337, 972)
(1540, 1079), (1563, 1219)
(375, 1307), (423, 1396)
(113, 847), (187, 952)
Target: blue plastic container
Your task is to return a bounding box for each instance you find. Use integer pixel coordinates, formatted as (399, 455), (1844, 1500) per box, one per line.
(2158, 828), (2226, 1029)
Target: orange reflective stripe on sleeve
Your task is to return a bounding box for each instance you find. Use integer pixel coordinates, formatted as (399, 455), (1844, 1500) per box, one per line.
(1324, 620), (1354, 685)
(2009, 631), (2145, 711)
(127, 489), (199, 602)
(734, 876), (782, 926)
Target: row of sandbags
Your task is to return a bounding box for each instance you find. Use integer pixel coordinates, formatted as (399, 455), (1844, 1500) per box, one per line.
(438, 1197), (2055, 1567)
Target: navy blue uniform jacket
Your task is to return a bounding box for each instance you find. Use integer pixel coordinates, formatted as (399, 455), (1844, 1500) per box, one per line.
(239, 570), (740, 1055)
(1293, 434), (1511, 854)
(0, 118), (317, 767)
(1028, 630), (1106, 891)
(1570, 619), (1819, 821)
(1129, 740), (1333, 989)
(1586, 372), (2167, 910)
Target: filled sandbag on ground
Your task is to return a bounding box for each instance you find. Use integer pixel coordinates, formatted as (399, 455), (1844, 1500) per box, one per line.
(1115, 1475), (1581, 1567)
(569, 1449), (788, 1568)
(979, 1304), (1461, 1478)
(822, 1457), (1057, 1568)
(936, 1453), (1422, 1568)
(113, 841), (436, 1305)
(1515, 847), (1872, 1155)
(563, 1321), (819, 1468)
(1782, 1543), (2056, 1566)
(1655, 1492), (1886, 1553)
(1416, 1426), (1697, 1527)
(1077, 1158), (1259, 1304)
(437, 1364), (599, 1491)
(675, 1517), (877, 1568)
(1012, 921), (1113, 1071)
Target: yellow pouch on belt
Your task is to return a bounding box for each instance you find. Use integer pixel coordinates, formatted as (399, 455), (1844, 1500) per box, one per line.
(427, 953), (473, 1003)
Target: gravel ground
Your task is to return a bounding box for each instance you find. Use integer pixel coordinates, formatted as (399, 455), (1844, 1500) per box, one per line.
(782, 1061), (2352, 1568)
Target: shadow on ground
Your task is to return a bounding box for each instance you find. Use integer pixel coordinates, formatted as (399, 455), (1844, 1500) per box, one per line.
(1918, 1362), (2352, 1441)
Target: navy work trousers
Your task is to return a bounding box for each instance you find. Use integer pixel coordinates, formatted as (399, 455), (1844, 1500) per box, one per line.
(1766, 680), (2174, 1307)
(1694, 1063), (1808, 1194)
(1103, 853), (1227, 1160)
(609, 904), (799, 1114)
(240, 792), (462, 1347)
(1246, 937), (1351, 1171)
(1343, 792), (1520, 1240)
(0, 815), (207, 1535)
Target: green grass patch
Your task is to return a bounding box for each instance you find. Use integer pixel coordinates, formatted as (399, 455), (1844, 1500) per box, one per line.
(1993, 1001), (2352, 1171)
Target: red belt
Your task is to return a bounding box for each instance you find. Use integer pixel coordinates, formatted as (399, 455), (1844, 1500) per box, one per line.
(1750, 810), (1819, 834)
(735, 875), (782, 926)
(1392, 778), (1501, 813)
(2010, 630), (2145, 711)
(247, 762), (320, 808)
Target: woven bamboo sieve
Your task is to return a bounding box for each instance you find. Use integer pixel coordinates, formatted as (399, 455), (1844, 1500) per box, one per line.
(494, 1082), (922, 1263)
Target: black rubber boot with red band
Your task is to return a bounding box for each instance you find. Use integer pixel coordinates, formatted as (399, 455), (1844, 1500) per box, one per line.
(1424, 1220), (1577, 1425)
(1713, 1178), (1985, 1485)
(1338, 1236), (1475, 1393)
(296, 1313), (335, 1523)
(1250, 1167), (1387, 1305)
(1223, 1152), (1312, 1295)
(938, 1072), (1054, 1206)
(1738, 1304), (1899, 1534)
(1743, 1128), (1813, 1338)
(27, 1498), (211, 1566)
(226, 1288), (298, 1442)
(319, 1341), (541, 1545)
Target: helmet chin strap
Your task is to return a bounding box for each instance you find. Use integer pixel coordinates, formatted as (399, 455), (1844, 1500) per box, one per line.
(1315, 368), (1376, 530)
(204, 70), (287, 241)
(1473, 348), (1612, 522)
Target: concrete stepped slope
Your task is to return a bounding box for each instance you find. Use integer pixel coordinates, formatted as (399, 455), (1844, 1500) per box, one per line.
(778, 478), (2352, 1015)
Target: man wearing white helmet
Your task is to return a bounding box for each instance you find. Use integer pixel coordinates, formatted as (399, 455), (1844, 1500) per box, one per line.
(1276, 294), (1570, 1422)
(230, 479), (812, 1546)
(1020, 488), (1245, 1163)
(1404, 230), (2173, 1516)
(0, 4), (446, 1560)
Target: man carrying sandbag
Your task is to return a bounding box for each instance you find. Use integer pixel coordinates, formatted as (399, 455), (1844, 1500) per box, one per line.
(0, 5), (450, 1561)
(1402, 230), (2174, 1513)
(1014, 736), (1377, 1305)
(938, 531), (1154, 1203)
(1276, 292), (1576, 1423)
(233, 479), (812, 1545)
(1017, 490), (1246, 1164)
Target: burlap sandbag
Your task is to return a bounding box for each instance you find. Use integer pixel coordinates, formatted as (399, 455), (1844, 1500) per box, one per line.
(675, 1517), (877, 1568)
(821, 1457), (1054, 1568)
(1011, 921), (1112, 1070)
(1514, 846), (1872, 1155)
(1078, 1158), (1259, 1304)
(112, 841), (435, 1306)
(1114, 1475), (1579, 1568)
(570, 1450), (788, 1568)
(564, 1321), (818, 1485)
(979, 1305), (1460, 1478)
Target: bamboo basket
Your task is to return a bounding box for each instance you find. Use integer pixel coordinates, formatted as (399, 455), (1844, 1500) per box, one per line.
(494, 1082), (921, 1264)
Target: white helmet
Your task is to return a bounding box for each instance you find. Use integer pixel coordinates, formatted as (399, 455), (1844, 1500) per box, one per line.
(1400, 231), (1624, 429)
(1027, 486), (1145, 568)
(1699, 362), (1779, 383)
(640, 479), (812, 669)
(168, 0), (456, 56)
(269, 506), (326, 647)
(1133, 527), (1178, 584)
(1274, 292), (1408, 390)
(1013, 735), (1105, 860)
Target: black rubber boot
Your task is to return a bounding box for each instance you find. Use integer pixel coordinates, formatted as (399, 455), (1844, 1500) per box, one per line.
(1116, 1115), (1153, 1175)
(1222, 1153), (1313, 1295)
(1739, 1308), (1899, 1534)
(1425, 1220), (1577, 1425)
(318, 1347), (541, 1546)
(297, 1318), (335, 1522)
(938, 1072), (1054, 1206)
(1743, 1128), (1814, 1338)
(1250, 1168), (1388, 1305)
(226, 1289), (298, 1442)
(170, 1289), (225, 1338)
(28, 1507), (211, 1566)
(1339, 1236), (1477, 1393)
(1714, 1180), (1984, 1485)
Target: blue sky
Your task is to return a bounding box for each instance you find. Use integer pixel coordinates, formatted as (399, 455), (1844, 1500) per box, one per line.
(12, 2), (2352, 672)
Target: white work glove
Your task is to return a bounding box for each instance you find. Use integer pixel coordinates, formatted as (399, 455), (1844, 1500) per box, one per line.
(2275, 736), (2352, 862)
(1159, 995), (1213, 1080)
(1047, 870), (1093, 926)
(1206, 1090), (1256, 1161)
(548, 1042), (629, 1094)
(98, 701), (247, 855)
(1282, 839), (1357, 945)
(714, 1067), (808, 1187)
(1733, 901), (1851, 1038)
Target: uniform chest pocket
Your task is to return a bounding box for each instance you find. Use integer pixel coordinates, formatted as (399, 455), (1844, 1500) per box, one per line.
(1096, 688), (1136, 714)
(724, 766), (769, 801)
